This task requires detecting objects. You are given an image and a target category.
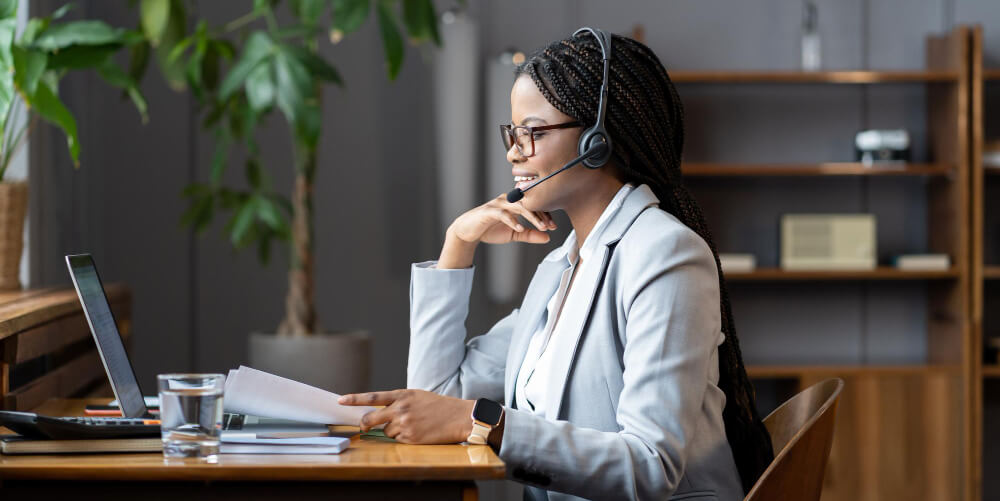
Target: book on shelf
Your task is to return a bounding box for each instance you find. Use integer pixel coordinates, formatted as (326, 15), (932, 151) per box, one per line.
(892, 254), (950, 271)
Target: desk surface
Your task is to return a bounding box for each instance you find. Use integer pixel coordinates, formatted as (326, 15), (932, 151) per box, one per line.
(0, 399), (506, 482)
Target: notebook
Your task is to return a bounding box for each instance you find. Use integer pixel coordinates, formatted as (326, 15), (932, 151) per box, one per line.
(0, 435), (161, 455)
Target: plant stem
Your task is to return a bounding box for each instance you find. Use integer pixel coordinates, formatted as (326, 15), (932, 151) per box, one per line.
(276, 140), (317, 337)
(221, 10), (263, 34)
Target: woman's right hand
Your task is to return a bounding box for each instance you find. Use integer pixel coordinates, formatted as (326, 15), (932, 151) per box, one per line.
(437, 193), (557, 269)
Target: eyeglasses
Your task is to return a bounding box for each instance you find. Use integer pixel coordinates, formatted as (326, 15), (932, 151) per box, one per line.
(499, 120), (584, 157)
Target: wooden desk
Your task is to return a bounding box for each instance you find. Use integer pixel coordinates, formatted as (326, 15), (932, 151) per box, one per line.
(0, 399), (505, 500)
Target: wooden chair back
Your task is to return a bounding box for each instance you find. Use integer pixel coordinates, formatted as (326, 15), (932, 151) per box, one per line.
(744, 378), (844, 501)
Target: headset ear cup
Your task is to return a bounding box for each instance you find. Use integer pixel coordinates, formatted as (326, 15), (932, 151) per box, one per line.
(579, 128), (613, 168)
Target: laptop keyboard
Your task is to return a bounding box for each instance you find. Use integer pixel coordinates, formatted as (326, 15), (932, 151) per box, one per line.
(58, 416), (153, 426)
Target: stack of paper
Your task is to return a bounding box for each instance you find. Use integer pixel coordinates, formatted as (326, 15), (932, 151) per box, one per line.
(224, 366), (374, 425)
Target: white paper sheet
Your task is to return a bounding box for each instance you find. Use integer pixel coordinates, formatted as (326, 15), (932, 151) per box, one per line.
(223, 366), (374, 425)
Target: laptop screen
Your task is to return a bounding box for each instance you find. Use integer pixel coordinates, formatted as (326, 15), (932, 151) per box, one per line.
(66, 254), (149, 418)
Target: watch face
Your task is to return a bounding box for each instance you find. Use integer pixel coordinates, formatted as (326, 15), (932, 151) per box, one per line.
(473, 398), (503, 425)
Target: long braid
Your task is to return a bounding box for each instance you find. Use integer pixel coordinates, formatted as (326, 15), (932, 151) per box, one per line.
(516, 33), (774, 493)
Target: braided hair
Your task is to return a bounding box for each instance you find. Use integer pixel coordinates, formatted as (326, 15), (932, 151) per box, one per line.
(514, 32), (773, 492)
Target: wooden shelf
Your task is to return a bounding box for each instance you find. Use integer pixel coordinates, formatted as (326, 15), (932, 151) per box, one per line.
(682, 162), (952, 177)
(725, 267), (959, 281)
(748, 364), (960, 378)
(984, 365), (1000, 378)
(670, 69), (959, 84)
(985, 68), (1000, 81)
(984, 266), (1000, 279)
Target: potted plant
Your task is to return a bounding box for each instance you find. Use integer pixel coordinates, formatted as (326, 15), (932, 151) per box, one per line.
(133, 0), (443, 391)
(0, 1), (145, 290)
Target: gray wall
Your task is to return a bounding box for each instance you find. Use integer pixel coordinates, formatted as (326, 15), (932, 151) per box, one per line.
(25, 1), (1000, 499)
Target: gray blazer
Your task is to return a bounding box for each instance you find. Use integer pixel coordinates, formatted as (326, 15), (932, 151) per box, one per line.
(407, 184), (743, 501)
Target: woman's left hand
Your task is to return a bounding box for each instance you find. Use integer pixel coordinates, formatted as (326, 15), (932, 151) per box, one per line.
(338, 389), (474, 444)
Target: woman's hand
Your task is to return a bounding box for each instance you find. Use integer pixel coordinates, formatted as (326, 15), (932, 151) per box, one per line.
(450, 193), (557, 246)
(437, 193), (557, 269)
(339, 389), (475, 444)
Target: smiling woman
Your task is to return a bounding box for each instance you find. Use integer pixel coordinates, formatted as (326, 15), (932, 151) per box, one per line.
(340, 27), (773, 501)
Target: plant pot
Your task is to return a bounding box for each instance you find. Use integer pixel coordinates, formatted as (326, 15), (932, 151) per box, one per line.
(248, 330), (371, 394)
(0, 182), (27, 291)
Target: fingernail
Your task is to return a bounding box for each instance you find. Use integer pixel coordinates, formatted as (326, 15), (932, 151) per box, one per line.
(516, 224), (524, 232)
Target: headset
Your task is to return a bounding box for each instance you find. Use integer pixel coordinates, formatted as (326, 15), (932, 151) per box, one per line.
(506, 27), (614, 203)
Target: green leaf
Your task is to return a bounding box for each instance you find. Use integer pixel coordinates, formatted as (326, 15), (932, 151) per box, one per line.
(165, 35), (193, 64)
(229, 198), (257, 247)
(256, 196), (284, 231)
(401, 0), (439, 46)
(127, 40), (150, 85)
(97, 59), (149, 123)
(11, 46), (46, 96)
(140, 0), (170, 46)
(201, 42), (221, 92)
(0, 0), (15, 19)
(284, 45), (342, 86)
(46, 44), (118, 69)
(209, 129), (230, 186)
(218, 31), (273, 99)
(291, 0), (326, 26)
(0, 17), (15, 69)
(245, 158), (262, 190)
(153, 0), (187, 91)
(253, 0), (279, 13)
(180, 188), (214, 233)
(32, 20), (125, 50)
(272, 47), (311, 125)
(375, 0), (403, 80)
(244, 61), (274, 112)
(29, 81), (79, 166)
(330, 0), (369, 35)
(51, 4), (73, 20)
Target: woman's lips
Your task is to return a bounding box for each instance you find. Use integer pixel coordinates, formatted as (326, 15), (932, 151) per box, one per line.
(514, 175), (539, 192)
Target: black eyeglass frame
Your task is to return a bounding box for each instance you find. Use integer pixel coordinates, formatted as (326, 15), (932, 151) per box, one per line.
(499, 121), (584, 157)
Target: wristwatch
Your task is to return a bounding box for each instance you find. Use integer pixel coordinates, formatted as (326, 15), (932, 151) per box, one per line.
(467, 398), (504, 445)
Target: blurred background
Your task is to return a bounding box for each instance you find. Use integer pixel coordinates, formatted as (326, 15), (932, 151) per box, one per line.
(4, 1), (999, 500)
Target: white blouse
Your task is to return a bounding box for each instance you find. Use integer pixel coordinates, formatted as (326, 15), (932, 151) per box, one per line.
(513, 183), (635, 415)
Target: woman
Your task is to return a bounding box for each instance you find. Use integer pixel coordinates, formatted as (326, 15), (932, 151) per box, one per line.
(339, 29), (773, 501)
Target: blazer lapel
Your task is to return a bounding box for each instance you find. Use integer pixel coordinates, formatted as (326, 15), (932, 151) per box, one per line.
(543, 184), (661, 420)
(504, 256), (570, 406)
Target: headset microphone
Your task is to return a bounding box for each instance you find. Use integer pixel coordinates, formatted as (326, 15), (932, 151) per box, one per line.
(506, 142), (608, 203)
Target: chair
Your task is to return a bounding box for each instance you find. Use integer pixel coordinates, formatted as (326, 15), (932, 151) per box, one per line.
(744, 378), (844, 501)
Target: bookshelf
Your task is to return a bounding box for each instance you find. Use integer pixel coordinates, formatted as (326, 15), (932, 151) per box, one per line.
(678, 26), (971, 501)
(970, 25), (1000, 501)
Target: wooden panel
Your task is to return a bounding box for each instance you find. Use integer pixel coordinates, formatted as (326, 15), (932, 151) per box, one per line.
(725, 267), (959, 281)
(0, 284), (130, 341)
(681, 162), (953, 177)
(968, 25), (985, 501)
(1, 305), (130, 365)
(2, 351), (105, 411)
(794, 370), (963, 501)
(0, 399), (505, 482)
(984, 69), (1000, 81)
(670, 70), (959, 84)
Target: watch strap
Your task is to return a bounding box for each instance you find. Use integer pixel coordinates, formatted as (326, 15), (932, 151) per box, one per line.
(466, 420), (491, 445)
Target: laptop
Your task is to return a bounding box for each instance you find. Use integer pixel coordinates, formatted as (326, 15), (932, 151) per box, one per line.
(0, 254), (327, 440)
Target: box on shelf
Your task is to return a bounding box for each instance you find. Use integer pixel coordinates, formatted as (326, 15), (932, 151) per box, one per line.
(719, 253), (757, 273)
(780, 214), (876, 270)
